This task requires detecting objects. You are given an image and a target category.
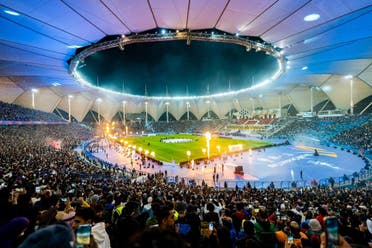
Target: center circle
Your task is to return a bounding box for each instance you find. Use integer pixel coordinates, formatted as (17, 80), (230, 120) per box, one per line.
(161, 138), (194, 144)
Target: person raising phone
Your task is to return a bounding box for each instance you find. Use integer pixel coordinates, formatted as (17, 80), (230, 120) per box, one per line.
(73, 207), (99, 248)
(320, 216), (351, 248)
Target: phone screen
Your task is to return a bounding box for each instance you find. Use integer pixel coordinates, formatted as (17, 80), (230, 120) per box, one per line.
(209, 222), (214, 231)
(76, 224), (91, 245)
(326, 217), (339, 247)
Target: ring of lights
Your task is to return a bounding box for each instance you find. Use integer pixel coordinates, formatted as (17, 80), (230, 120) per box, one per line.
(69, 30), (286, 100)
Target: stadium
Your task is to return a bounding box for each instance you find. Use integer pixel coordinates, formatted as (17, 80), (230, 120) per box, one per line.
(0, 1), (371, 248)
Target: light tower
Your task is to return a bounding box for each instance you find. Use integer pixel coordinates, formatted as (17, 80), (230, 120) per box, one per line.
(96, 98), (102, 124)
(186, 102), (190, 120)
(205, 132), (211, 162)
(206, 100), (211, 119)
(31, 88), (38, 109)
(165, 102), (170, 123)
(68, 95), (73, 122)
(122, 100), (126, 126)
(145, 101), (148, 126)
(345, 75), (353, 115)
(186, 150), (191, 168)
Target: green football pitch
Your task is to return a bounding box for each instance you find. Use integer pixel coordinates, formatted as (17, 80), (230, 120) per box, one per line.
(121, 134), (273, 163)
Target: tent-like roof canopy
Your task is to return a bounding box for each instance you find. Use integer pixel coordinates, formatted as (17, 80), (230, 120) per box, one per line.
(0, 0), (371, 121)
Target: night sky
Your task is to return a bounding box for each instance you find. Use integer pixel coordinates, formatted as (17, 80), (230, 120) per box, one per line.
(79, 40), (277, 96)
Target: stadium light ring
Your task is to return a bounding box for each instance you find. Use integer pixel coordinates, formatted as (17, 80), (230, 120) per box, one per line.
(69, 31), (286, 100)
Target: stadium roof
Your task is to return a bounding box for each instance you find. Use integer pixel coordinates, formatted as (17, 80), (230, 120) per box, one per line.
(0, 0), (371, 121)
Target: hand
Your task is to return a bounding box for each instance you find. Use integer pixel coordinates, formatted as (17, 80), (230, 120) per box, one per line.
(320, 232), (351, 248)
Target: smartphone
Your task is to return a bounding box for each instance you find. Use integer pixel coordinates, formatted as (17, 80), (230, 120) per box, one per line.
(35, 186), (41, 194)
(325, 216), (339, 247)
(209, 222), (214, 231)
(281, 215), (287, 221)
(76, 224), (91, 245)
(287, 235), (294, 245)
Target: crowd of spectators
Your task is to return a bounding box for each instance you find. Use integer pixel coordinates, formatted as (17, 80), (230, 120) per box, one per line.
(0, 123), (371, 248)
(149, 120), (228, 134)
(0, 105), (371, 247)
(331, 121), (372, 157)
(0, 101), (64, 122)
(272, 115), (371, 151)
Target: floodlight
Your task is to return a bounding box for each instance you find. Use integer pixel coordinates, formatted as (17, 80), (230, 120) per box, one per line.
(302, 66), (308, 70)
(67, 45), (82, 49)
(4, 10), (20, 16)
(31, 88), (38, 93)
(304, 13), (320, 22)
(344, 75), (353, 79)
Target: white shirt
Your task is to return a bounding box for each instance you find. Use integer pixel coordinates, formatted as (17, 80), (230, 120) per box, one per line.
(92, 222), (111, 248)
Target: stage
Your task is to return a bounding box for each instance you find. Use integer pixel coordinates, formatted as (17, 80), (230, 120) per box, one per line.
(92, 139), (365, 188)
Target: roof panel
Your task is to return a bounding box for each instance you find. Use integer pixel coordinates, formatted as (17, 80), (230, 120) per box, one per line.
(151, 0), (189, 29)
(0, 77), (24, 103)
(101, 0), (155, 33)
(0, 0), (102, 43)
(62, 0), (130, 35)
(217, 0), (274, 34)
(289, 38), (372, 66)
(241, 0), (309, 38)
(262, 0), (355, 42)
(274, 5), (372, 49)
(0, 61), (68, 77)
(285, 12), (372, 57)
(188, 0), (228, 29)
(358, 64), (372, 87)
